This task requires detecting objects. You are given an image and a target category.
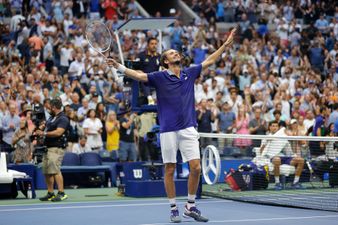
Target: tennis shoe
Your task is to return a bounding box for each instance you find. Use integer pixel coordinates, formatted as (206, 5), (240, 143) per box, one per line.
(51, 191), (68, 202)
(291, 182), (304, 189)
(274, 183), (283, 191)
(183, 205), (208, 222)
(170, 208), (181, 223)
(39, 192), (55, 201)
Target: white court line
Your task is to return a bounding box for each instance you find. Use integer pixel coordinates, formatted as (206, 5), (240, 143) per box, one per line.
(139, 215), (338, 225)
(0, 197), (224, 208)
(0, 200), (231, 212)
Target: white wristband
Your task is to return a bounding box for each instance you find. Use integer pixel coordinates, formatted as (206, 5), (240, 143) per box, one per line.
(117, 64), (127, 73)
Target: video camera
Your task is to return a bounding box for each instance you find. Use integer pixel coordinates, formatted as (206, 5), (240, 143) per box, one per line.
(144, 125), (160, 149)
(31, 103), (47, 163)
(31, 103), (46, 128)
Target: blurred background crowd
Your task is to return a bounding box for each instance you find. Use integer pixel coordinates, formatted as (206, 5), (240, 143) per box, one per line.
(0, 0), (337, 164)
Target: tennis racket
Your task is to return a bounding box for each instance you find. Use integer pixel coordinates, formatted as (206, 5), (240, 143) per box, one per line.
(85, 20), (113, 59)
(85, 20), (122, 80)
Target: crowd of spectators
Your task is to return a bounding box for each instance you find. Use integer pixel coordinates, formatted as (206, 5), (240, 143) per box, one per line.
(0, 0), (337, 164)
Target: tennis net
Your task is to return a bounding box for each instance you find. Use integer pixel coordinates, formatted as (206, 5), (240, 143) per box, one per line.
(199, 131), (338, 212)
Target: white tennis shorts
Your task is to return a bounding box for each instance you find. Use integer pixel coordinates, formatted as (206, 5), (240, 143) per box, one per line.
(160, 127), (200, 163)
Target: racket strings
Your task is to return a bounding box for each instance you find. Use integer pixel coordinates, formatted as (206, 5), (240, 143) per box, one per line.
(86, 21), (112, 53)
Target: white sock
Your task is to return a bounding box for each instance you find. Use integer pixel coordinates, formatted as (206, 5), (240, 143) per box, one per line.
(169, 198), (176, 209)
(275, 176), (280, 184)
(294, 176), (300, 184)
(187, 194), (196, 209)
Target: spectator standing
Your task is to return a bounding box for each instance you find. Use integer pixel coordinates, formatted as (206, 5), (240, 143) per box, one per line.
(1, 103), (20, 156)
(234, 105), (252, 155)
(66, 109), (81, 151)
(12, 117), (33, 163)
(101, 0), (117, 21)
(83, 109), (103, 151)
(135, 111), (157, 161)
(217, 102), (235, 149)
(106, 111), (120, 160)
(309, 106), (328, 157)
(196, 99), (215, 148)
(119, 111), (137, 162)
(249, 107), (267, 148)
(138, 37), (160, 98)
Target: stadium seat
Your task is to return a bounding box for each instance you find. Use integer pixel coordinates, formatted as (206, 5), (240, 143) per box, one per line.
(62, 152), (80, 166)
(80, 152), (102, 166)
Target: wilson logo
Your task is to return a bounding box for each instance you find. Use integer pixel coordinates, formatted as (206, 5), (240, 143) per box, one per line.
(133, 169), (143, 179)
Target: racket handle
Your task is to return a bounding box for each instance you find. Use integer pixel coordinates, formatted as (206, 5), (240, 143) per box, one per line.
(306, 161), (314, 173)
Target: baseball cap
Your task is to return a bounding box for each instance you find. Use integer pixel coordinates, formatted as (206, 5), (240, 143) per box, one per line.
(290, 119), (298, 124)
(3, 85), (10, 89)
(92, 92), (99, 97)
(295, 92), (302, 97)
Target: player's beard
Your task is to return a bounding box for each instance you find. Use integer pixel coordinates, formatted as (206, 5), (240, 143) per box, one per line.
(173, 59), (181, 66)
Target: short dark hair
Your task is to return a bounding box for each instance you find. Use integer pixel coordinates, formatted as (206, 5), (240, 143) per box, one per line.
(79, 135), (87, 140)
(147, 37), (158, 44)
(273, 110), (281, 116)
(50, 98), (63, 109)
(269, 120), (279, 127)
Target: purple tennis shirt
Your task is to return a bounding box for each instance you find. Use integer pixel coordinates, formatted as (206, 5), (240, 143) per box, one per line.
(147, 64), (202, 133)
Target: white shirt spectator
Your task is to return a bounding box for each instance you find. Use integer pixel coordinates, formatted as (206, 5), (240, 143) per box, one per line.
(304, 118), (315, 131)
(72, 142), (92, 154)
(281, 100), (291, 120)
(63, 19), (73, 37)
(60, 47), (73, 67)
(83, 118), (103, 149)
(205, 76), (225, 92)
(17, 26), (30, 45)
(43, 41), (53, 62)
(73, 34), (84, 48)
(10, 14), (25, 32)
(277, 22), (289, 40)
(68, 59), (85, 78)
(224, 95), (243, 117)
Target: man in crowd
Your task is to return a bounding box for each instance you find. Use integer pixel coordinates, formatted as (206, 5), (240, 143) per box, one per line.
(260, 121), (305, 190)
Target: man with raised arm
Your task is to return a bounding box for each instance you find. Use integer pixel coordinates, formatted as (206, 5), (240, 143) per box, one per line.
(107, 28), (236, 223)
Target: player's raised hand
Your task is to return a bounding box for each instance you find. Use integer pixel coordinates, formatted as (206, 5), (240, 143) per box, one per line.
(106, 57), (119, 68)
(224, 26), (237, 47)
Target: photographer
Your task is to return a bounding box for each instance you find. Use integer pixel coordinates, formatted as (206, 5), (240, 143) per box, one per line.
(36, 99), (70, 202)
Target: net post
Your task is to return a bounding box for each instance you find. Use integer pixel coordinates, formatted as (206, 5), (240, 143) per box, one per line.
(158, 29), (162, 54)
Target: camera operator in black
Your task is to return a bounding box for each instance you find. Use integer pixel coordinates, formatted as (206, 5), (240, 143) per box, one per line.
(36, 99), (70, 202)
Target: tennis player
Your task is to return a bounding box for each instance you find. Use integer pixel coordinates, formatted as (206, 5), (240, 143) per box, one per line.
(107, 27), (236, 223)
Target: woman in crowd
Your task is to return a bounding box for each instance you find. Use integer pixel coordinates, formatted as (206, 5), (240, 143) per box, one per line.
(67, 109), (82, 151)
(96, 102), (107, 148)
(83, 109), (103, 152)
(233, 105), (252, 155)
(12, 117), (34, 163)
(105, 111), (120, 160)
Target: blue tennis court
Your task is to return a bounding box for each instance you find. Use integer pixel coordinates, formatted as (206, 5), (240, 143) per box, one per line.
(1, 197), (337, 225)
